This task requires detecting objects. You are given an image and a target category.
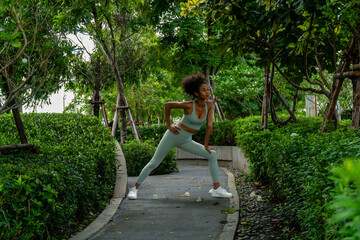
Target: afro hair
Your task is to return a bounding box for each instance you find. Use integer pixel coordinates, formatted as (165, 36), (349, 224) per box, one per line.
(181, 72), (207, 98)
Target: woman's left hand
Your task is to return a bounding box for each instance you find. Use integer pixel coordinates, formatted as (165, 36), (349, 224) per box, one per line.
(205, 145), (214, 154)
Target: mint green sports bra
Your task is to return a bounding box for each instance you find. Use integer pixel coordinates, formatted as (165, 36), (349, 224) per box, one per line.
(180, 101), (208, 130)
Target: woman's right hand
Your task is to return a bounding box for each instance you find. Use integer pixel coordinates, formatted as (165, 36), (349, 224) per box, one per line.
(168, 124), (181, 135)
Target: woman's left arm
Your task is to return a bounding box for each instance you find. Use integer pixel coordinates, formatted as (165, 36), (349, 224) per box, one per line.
(204, 100), (214, 154)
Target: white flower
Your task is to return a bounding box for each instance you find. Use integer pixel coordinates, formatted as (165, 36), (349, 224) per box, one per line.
(153, 194), (158, 199)
(290, 133), (298, 137)
(95, 3), (101, 6)
(22, 58), (28, 63)
(257, 195), (262, 201)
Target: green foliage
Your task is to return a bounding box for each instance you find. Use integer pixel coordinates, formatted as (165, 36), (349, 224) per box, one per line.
(326, 159), (360, 240)
(126, 124), (168, 145)
(193, 119), (237, 146)
(126, 120), (237, 146)
(0, 0), (75, 114)
(121, 140), (178, 176)
(213, 57), (264, 118)
(235, 115), (358, 239)
(0, 113), (116, 239)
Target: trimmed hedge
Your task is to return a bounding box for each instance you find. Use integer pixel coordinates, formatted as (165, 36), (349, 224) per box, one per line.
(125, 124), (168, 145)
(122, 115), (360, 239)
(122, 140), (178, 176)
(235, 115), (359, 239)
(125, 119), (237, 146)
(0, 113), (116, 240)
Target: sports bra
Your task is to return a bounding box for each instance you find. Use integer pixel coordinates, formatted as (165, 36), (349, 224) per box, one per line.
(180, 100), (208, 130)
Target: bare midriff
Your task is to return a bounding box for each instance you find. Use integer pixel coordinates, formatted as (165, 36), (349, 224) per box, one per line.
(178, 122), (197, 133)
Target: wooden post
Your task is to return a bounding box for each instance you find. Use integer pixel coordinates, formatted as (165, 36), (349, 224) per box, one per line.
(208, 84), (224, 121)
(100, 92), (109, 126)
(112, 94), (140, 141)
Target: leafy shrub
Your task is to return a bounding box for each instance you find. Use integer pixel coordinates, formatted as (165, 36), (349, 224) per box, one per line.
(234, 115), (358, 239)
(326, 159), (360, 239)
(121, 140), (178, 176)
(125, 120), (237, 146)
(0, 113), (116, 240)
(125, 124), (168, 145)
(193, 119), (237, 146)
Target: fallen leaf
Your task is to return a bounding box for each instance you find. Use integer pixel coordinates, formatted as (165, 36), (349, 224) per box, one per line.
(221, 208), (235, 214)
(176, 192), (190, 197)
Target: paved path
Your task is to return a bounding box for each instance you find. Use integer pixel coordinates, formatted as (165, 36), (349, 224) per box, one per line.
(90, 165), (232, 240)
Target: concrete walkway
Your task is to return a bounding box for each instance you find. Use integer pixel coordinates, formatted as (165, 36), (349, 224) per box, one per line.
(89, 165), (237, 240)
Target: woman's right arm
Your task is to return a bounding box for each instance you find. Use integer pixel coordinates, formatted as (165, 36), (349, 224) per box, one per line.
(164, 102), (189, 134)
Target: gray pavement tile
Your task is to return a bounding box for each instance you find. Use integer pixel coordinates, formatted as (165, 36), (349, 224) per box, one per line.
(90, 165), (230, 240)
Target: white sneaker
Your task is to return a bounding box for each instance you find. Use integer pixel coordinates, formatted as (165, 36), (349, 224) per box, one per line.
(210, 187), (233, 198)
(128, 187), (138, 200)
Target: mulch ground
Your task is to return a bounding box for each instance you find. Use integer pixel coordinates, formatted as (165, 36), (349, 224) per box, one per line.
(232, 169), (285, 240)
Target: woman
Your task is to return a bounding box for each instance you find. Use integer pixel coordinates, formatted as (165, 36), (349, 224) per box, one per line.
(128, 72), (232, 200)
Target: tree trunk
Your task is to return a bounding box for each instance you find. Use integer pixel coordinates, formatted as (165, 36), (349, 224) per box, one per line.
(147, 111), (151, 125)
(12, 107), (28, 144)
(93, 58), (101, 118)
(273, 86), (299, 123)
(320, 78), (343, 132)
(119, 99), (127, 143)
(352, 77), (360, 128)
(135, 101), (140, 125)
(321, 37), (356, 132)
(94, 36), (139, 140)
(93, 90), (100, 117)
(261, 67), (270, 129)
(112, 94), (121, 137)
(3, 78), (28, 144)
(269, 64), (280, 124)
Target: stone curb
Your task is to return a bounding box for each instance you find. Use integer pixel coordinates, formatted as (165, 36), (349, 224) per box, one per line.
(69, 141), (128, 240)
(218, 168), (240, 240)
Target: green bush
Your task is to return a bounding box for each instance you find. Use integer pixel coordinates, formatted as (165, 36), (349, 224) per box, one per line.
(234, 115), (358, 239)
(121, 140), (178, 176)
(125, 124), (168, 145)
(193, 119), (237, 146)
(326, 159), (360, 239)
(125, 120), (237, 146)
(0, 113), (116, 240)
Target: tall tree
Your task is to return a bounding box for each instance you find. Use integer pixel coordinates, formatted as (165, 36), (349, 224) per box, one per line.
(59, 0), (147, 142)
(184, 0), (360, 130)
(0, 0), (73, 145)
(142, 0), (234, 119)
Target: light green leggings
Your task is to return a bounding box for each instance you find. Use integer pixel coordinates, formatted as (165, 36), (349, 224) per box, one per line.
(136, 125), (220, 185)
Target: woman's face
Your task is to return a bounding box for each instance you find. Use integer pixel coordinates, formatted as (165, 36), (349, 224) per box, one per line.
(196, 84), (210, 100)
